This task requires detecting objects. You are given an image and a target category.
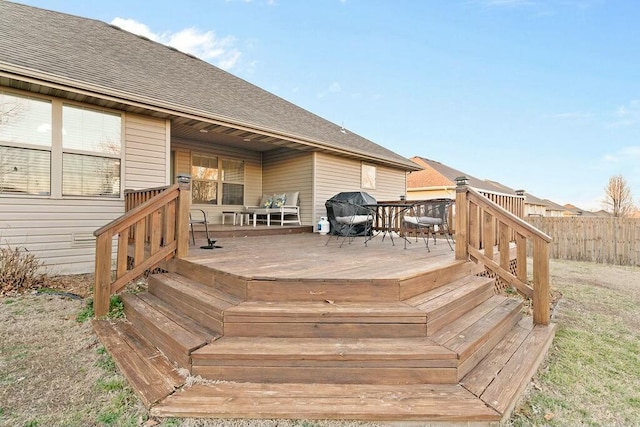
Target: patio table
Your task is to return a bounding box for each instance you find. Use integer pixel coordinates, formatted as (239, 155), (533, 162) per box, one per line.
(365, 202), (415, 246)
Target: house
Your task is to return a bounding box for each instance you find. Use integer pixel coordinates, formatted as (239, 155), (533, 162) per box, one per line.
(0, 1), (420, 274)
(484, 180), (549, 217)
(407, 156), (524, 217)
(542, 199), (566, 217)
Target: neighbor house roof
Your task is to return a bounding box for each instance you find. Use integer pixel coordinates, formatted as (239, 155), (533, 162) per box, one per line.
(0, 1), (419, 171)
(408, 157), (517, 195)
(542, 199), (567, 212)
(484, 180), (547, 206)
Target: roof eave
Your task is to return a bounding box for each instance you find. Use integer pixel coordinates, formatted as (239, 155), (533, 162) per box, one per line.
(1, 64), (419, 171)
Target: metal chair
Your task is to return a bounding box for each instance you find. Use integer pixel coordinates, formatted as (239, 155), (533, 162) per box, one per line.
(325, 200), (375, 247)
(189, 208), (213, 246)
(403, 199), (454, 251)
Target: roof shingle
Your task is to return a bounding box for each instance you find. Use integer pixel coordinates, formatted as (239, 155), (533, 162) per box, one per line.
(0, 1), (418, 170)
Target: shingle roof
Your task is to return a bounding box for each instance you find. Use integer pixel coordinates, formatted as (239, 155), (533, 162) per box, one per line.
(408, 157), (516, 195)
(542, 199), (567, 212)
(0, 1), (418, 170)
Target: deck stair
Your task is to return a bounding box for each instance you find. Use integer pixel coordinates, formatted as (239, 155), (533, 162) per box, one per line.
(98, 255), (555, 423)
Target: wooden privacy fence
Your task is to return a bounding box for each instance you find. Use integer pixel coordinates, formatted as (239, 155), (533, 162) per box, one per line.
(456, 184), (552, 326)
(93, 182), (191, 317)
(526, 217), (640, 266)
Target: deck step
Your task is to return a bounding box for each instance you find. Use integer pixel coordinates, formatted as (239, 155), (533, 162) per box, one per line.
(91, 319), (184, 408)
(472, 322), (557, 416)
(122, 293), (217, 369)
(150, 382), (501, 422)
(431, 296), (524, 380)
(223, 301), (427, 338)
(148, 272), (242, 334)
(191, 337), (458, 384)
(404, 275), (495, 335)
(399, 260), (486, 300)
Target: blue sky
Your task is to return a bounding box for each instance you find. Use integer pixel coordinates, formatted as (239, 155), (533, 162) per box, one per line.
(18, 0), (640, 210)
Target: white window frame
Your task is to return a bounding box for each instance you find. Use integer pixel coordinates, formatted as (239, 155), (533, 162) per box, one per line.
(0, 89), (124, 200)
(361, 162), (377, 190)
(190, 152), (245, 206)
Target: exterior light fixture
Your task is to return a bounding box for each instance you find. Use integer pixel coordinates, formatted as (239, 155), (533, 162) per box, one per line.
(455, 176), (469, 187)
(177, 174), (191, 184)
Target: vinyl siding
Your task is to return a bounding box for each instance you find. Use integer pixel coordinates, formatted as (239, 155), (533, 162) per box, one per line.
(171, 138), (262, 224)
(124, 114), (169, 189)
(262, 149), (313, 225)
(0, 112), (171, 274)
(0, 197), (124, 274)
(314, 153), (407, 222)
(407, 188), (455, 201)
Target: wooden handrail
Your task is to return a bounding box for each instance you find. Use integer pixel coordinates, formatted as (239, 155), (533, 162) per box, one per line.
(456, 185), (551, 325)
(93, 181), (191, 317)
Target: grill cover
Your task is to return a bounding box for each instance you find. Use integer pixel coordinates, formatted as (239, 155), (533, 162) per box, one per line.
(325, 191), (376, 236)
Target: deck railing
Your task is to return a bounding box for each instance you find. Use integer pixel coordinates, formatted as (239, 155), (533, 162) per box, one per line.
(93, 181), (191, 317)
(455, 183), (552, 325)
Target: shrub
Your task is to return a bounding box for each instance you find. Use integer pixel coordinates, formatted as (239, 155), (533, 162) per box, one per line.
(0, 245), (49, 295)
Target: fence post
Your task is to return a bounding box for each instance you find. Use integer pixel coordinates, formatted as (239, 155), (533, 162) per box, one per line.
(176, 174), (191, 258)
(455, 176), (469, 261)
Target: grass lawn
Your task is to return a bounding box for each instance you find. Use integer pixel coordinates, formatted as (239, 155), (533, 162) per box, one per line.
(510, 260), (640, 426)
(1, 259), (639, 426)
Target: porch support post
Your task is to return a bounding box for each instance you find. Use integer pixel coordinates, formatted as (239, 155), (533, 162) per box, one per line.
(176, 174), (191, 258)
(455, 176), (469, 261)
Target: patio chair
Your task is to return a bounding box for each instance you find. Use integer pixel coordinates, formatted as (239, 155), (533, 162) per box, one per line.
(325, 200), (375, 247)
(402, 199), (454, 251)
(189, 208), (214, 246)
(244, 191), (301, 227)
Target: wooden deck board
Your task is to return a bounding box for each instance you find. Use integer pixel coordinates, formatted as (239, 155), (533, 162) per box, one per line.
(430, 295), (508, 342)
(151, 382), (501, 422)
(443, 298), (522, 360)
(185, 233), (457, 281)
(480, 323), (557, 416)
(461, 319), (533, 397)
(91, 320), (181, 408)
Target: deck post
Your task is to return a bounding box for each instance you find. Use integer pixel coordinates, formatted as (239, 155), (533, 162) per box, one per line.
(94, 232), (113, 317)
(176, 174), (191, 258)
(533, 238), (551, 325)
(455, 177), (469, 261)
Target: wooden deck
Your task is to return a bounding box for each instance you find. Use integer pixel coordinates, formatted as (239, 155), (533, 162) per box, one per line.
(94, 231), (556, 425)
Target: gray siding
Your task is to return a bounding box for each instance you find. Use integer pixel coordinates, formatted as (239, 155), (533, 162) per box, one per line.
(0, 111), (171, 274)
(0, 197), (124, 274)
(262, 149), (313, 225)
(124, 114), (169, 189)
(314, 153), (407, 221)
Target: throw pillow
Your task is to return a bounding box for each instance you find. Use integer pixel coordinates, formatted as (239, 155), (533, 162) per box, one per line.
(260, 194), (273, 208)
(273, 194), (287, 208)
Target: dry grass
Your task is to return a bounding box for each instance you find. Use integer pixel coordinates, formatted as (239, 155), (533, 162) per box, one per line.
(0, 294), (146, 427)
(510, 260), (640, 426)
(1, 260), (639, 426)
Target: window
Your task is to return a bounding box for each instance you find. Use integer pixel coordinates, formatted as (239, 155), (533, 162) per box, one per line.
(62, 105), (121, 197)
(0, 91), (123, 198)
(0, 92), (52, 195)
(0, 146), (50, 195)
(221, 159), (244, 205)
(192, 154), (219, 204)
(361, 163), (376, 189)
(191, 154), (244, 205)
